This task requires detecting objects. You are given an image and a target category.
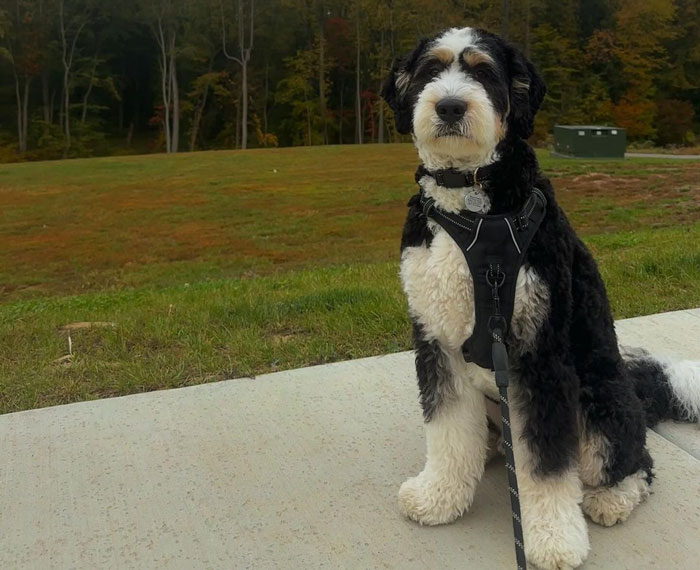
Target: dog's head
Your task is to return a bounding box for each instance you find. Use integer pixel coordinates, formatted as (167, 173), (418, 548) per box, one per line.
(381, 28), (545, 168)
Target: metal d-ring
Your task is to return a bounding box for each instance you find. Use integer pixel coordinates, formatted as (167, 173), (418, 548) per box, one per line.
(485, 266), (506, 288)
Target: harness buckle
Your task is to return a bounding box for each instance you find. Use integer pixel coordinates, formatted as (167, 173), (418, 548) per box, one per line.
(514, 215), (529, 231)
(434, 172), (445, 186)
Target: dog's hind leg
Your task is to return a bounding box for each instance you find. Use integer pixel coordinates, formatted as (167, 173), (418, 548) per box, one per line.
(399, 343), (489, 526)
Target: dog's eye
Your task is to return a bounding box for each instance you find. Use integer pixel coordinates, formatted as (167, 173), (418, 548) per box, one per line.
(429, 66), (442, 78)
(473, 69), (486, 80)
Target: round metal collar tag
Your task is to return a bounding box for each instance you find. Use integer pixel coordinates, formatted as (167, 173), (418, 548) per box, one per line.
(465, 189), (488, 213)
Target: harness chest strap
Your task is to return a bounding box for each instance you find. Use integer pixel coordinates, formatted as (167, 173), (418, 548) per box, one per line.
(418, 187), (548, 370)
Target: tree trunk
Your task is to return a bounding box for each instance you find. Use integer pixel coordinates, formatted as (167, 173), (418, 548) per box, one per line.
(22, 77), (31, 151)
(126, 121), (134, 147)
(58, 86), (64, 132)
(389, 3), (395, 58)
(162, 60), (171, 153)
(524, 0), (530, 57)
(52, 88), (58, 125)
(170, 48), (180, 153)
(501, 0), (509, 40)
(13, 73), (24, 153)
(59, 0), (89, 155)
(339, 78), (343, 144)
(318, 17), (327, 144)
(118, 90), (124, 131)
(304, 85), (312, 146)
(355, 15), (362, 144)
(235, 91), (241, 149)
(42, 70), (51, 124)
(189, 86), (208, 152)
(64, 67), (71, 153)
(189, 55), (214, 152)
(222, 0), (254, 150)
(263, 60), (269, 134)
(13, 76), (26, 153)
(157, 19), (171, 153)
(241, 59), (248, 149)
(378, 29), (384, 144)
(81, 55), (99, 123)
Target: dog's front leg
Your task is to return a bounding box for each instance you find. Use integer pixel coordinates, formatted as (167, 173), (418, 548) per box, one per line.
(399, 349), (488, 526)
(510, 394), (590, 570)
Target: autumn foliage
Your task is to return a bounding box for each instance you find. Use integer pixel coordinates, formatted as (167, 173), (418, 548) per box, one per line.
(0, 0), (698, 160)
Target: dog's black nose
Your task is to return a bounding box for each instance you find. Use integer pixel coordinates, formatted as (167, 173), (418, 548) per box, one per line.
(436, 98), (467, 124)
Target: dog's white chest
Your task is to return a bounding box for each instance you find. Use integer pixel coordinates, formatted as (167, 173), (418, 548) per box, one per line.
(400, 228), (550, 355)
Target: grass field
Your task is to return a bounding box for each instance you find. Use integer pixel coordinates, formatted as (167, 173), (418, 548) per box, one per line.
(1, 144), (699, 414)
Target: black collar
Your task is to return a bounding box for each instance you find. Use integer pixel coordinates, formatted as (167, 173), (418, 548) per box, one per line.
(416, 163), (497, 188)
(419, 187), (546, 231)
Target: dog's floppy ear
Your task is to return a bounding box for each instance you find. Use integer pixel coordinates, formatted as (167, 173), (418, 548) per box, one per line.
(381, 38), (430, 135)
(507, 46), (546, 139)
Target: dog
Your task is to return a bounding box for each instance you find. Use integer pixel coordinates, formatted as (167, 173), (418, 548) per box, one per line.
(380, 27), (700, 570)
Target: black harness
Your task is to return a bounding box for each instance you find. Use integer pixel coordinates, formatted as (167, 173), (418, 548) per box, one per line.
(419, 187), (547, 369)
(415, 169), (548, 570)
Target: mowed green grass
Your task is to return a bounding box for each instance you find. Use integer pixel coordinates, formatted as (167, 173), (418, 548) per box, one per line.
(1, 144), (699, 414)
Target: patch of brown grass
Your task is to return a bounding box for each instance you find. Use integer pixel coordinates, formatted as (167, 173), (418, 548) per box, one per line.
(2, 146), (698, 301)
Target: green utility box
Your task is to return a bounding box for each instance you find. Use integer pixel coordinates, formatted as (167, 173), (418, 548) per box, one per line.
(553, 125), (627, 158)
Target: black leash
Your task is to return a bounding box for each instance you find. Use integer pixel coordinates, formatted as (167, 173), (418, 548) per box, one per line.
(489, 265), (527, 570)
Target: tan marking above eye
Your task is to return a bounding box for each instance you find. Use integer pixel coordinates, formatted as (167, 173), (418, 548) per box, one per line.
(395, 71), (411, 93)
(512, 78), (530, 92)
(427, 46), (454, 65)
(462, 48), (496, 69)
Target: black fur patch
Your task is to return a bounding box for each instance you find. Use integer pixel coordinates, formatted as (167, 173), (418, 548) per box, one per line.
(624, 350), (685, 425)
(380, 37), (434, 135)
(400, 194), (434, 251)
(412, 321), (451, 421)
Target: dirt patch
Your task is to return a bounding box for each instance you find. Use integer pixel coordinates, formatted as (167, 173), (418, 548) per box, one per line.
(556, 166), (700, 233)
(59, 322), (117, 333)
(266, 325), (308, 346)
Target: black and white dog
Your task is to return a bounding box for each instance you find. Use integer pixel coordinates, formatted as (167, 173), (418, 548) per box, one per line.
(381, 27), (700, 570)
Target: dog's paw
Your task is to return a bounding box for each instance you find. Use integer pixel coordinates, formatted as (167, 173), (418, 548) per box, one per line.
(397, 472), (472, 526)
(582, 488), (629, 527)
(582, 472), (650, 527)
(525, 508), (590, 570)
(485, 428), (505, 463)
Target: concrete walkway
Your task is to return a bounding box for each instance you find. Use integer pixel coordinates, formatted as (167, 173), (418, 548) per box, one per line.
(625, 152), (700, 159)
(1, 310), (699, 570)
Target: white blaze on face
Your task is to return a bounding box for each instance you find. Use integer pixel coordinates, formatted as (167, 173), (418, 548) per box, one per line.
(412, 28), (504, 170)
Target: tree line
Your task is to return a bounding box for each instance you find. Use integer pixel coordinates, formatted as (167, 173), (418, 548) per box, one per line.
(1, 0), (698, 161)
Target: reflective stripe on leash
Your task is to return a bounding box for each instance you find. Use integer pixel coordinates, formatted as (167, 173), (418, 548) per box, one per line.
(493, 333), (527, 570)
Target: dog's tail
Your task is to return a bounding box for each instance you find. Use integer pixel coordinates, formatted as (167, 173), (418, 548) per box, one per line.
(622, 347), (700, 427)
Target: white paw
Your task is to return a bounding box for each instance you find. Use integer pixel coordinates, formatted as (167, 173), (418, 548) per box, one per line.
(398, 472), (472, 526)
(525, 507), (590, 570)
(582, 473), (650, 527)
